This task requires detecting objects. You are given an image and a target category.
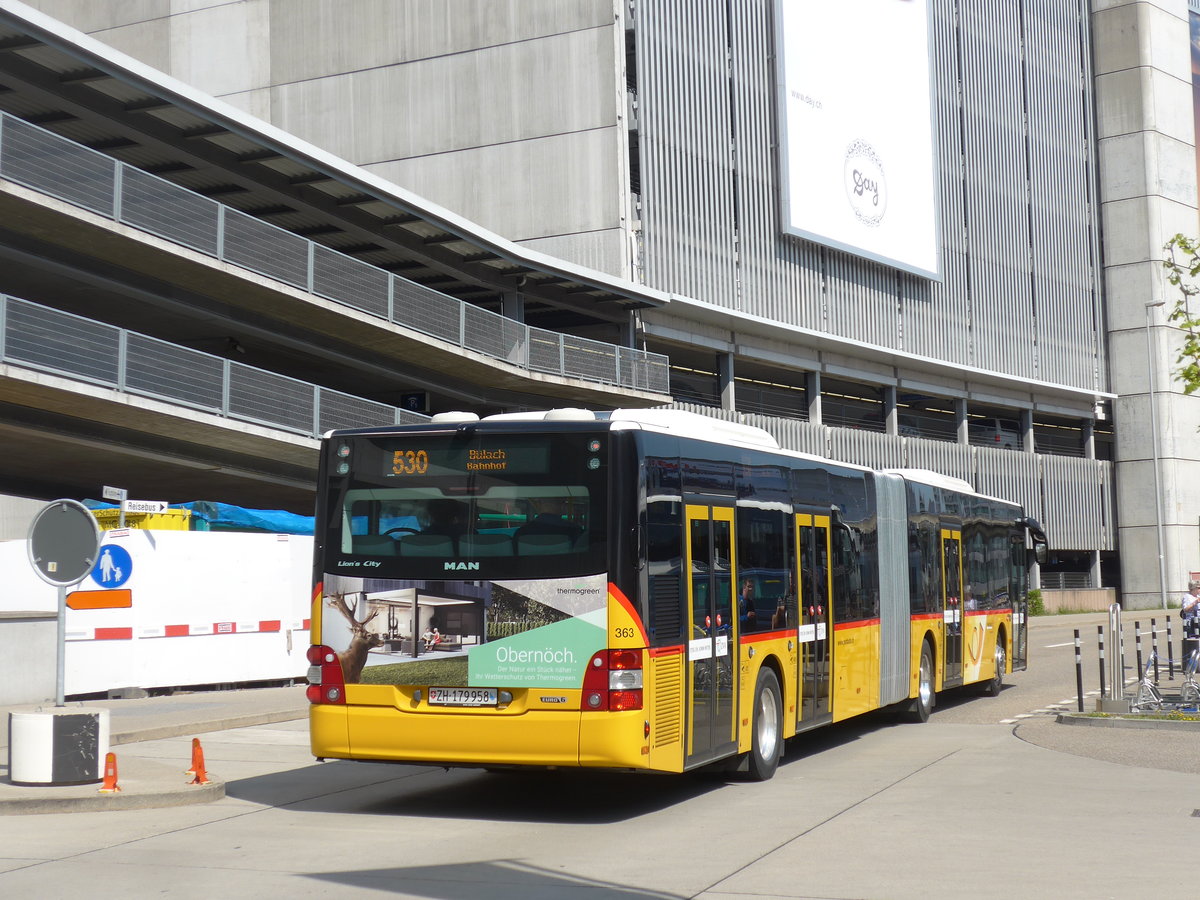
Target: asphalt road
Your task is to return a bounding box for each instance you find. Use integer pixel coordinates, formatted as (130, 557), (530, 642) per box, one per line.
(0, 612), (1195, 900)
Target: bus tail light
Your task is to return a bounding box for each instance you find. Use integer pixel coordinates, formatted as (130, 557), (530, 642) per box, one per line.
(306, 644), (346, 705)
(581, 649), (643, 711)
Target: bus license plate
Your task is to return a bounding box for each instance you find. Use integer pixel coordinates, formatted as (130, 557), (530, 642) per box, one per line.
(428, 687), (497, 707)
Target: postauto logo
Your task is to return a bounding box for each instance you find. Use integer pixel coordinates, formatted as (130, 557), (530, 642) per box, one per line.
(844, 139), (887, 227)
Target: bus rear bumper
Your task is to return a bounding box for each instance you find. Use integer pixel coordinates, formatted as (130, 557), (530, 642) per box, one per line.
(310, 704), (653, 771)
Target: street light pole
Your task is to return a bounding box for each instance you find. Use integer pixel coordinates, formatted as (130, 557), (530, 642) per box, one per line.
(1145, 300), (1168, 611)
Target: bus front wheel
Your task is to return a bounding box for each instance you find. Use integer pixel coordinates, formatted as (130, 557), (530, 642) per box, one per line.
(747, 667), (782, 781)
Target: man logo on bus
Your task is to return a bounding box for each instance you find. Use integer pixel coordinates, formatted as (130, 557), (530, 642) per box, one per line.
(445, 561), (481, 571)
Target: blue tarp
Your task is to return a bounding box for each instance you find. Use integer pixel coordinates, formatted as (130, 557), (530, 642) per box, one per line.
(84, 500), (314, 535)
(183, 502), (314, 534)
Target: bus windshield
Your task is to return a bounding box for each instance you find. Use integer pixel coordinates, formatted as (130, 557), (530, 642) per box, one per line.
(322, 431), (608, 580)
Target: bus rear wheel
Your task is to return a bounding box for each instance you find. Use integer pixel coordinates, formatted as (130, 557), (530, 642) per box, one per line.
(980, 637), (1005, 696)
(908, 643), (935, 723)
(747, 667), (782, 781)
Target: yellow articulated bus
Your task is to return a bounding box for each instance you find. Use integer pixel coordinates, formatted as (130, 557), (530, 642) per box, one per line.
(308, 408), (1047, 780)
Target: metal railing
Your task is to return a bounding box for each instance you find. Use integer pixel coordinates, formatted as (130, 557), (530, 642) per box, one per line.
(0, 111), (670, 396)
(1041, 572), (1096, 591)
(0, 294), (427, 438)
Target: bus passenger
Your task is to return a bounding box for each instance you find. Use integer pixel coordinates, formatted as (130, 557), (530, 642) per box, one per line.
(1181, 581), (1200, 666)
(739, 578), (757, 630)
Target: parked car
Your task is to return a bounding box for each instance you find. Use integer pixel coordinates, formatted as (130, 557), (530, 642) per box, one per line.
(969, 417), (1021, 450)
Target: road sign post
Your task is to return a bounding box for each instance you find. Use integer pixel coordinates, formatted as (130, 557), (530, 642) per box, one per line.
(27, 499), (102, 706)
(102, 485), (127, 529)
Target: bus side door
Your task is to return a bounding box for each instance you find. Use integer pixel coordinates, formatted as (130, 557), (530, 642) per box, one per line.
(684, 504), (738, 767)
(796, 513), (833, 726)
(941, 527), (963, 688)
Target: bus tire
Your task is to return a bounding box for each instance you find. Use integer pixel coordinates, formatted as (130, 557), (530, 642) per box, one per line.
(908, 642), (935, 723)
(747, 667), (782, 781)
(980, 635), (1005, 696)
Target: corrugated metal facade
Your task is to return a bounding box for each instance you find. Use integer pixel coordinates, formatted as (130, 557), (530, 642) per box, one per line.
(633, 0), (1101, 391)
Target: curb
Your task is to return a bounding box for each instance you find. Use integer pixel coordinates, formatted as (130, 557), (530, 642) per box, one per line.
(0, 756), (226, 816)
(0, 780), (225, 815)
(108, 708), (307, 746)
(0, 709), (305, 815)
(1056, 712), (1200, 731)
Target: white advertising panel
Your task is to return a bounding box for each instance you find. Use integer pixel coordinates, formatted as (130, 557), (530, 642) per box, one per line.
(1, 530), (312, 695)
(775, 0), (939, 278)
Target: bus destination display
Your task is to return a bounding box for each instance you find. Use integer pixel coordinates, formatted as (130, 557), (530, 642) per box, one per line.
(384, 443), (550, 478)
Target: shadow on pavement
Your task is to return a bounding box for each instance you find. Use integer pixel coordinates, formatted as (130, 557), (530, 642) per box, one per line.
(305, 859), (684, 899)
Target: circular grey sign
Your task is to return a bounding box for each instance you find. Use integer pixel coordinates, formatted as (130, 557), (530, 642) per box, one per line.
(27, 499), (102, 587)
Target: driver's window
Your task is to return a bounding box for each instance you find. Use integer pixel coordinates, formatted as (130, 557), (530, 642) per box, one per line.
(380, 501), (419, 533)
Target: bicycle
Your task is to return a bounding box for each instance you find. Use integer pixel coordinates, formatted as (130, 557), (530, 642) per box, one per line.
(1133, 652), (1165, 711)
(1180, 650), (1200, 706)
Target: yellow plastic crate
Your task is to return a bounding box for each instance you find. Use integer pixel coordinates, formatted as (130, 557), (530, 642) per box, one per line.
(91, 508), (192, 531)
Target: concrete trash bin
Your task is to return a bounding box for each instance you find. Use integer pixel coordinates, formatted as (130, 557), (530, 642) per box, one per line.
(8, 708), (110, 786)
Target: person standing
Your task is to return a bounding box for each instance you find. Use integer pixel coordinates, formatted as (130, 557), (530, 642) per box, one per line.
(1181, 581), (1200, 669)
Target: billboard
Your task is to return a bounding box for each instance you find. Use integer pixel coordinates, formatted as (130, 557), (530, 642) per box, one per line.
(774, 0), (940, 279)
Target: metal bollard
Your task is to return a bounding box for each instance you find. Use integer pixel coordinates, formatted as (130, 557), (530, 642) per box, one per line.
(1074, 629), (1084, 712)
(1151, 618), (1160, 684)
(1097, 624), (1106, 699)
(1167, 617), (1175, 679)
(1135, 622), (1143, 685)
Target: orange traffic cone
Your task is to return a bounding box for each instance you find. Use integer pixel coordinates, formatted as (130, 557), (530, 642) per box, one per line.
(186, 738), (210, 785)
(98, 752), (121, 793)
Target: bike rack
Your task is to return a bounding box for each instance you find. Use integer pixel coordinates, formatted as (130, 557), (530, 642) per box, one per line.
(1095, 604), (1132, 713)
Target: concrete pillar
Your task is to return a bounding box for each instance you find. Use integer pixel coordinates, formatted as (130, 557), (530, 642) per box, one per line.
(718, 352), (735, 411)
(883, 385), (898, 435)
(1093, 0), (1200, 608)
(1020, 408), (1034, 454)
(806, 371), (822, 425)
(501, 290), (524, 323)
(955, 398), (968, 445)
(618, 313), (636, 348)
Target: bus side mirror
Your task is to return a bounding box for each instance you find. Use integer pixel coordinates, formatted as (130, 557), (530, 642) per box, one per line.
(1029, 544), (1047, 567)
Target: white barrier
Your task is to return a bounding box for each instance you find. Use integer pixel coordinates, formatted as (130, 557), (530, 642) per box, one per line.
(0, 530), (312, 696)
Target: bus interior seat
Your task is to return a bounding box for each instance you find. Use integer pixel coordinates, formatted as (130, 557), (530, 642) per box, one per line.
(516, 515), (582, 542)
(515, 533), (574, 556)
(397, 533), (456, 556)
(460, 533), (514, 556)
(352, 535), (398, 556)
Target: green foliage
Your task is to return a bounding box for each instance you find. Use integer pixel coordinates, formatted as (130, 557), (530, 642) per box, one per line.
(487, 583), (567, 637)
(1027, 588), (1045, 617)
(1161, 234), (1200, 395)
(1164, 709), (1200, 721)
(359, 656), (467, 686)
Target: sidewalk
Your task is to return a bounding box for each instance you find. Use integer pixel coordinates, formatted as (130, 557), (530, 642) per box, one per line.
(0, 685), (308, 814)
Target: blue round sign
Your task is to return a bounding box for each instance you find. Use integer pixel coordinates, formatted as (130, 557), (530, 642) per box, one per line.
(91, 544), (132, 588)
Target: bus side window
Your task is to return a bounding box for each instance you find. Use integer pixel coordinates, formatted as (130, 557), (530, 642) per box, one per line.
(647, 501), (683, 644)
(736, 505), (788, 634)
